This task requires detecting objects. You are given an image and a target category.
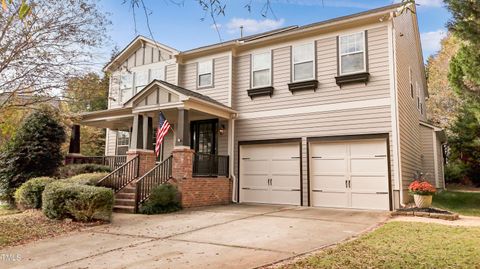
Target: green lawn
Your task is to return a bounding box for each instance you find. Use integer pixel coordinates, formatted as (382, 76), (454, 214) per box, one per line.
(433, 190), (480, 216)
(284, 222), (480, 269)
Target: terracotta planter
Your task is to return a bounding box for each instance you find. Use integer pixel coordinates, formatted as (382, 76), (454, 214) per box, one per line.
(414, 194), (433, 208)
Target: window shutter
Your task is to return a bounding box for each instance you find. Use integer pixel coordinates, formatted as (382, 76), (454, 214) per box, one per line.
(365, 30), (369, 72)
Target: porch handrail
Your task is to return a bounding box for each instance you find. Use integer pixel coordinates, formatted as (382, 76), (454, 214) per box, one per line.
(135, 155), (173, 212)
(192, 153), (229, 177)
(97, 155), (139, 192)
(65, 155), (127, 171)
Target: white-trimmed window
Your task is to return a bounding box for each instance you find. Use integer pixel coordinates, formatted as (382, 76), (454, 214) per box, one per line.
(116, 131), (130, 155)
(292, 43), (315, 82)
(150, 67), (165, 82)
(339, 32), (366, 75)
(416, 82), (421, 110)
(198, 60), (213, 87)
(252, 51), (272, 88)
(120, 72), (133, 102)
(134, 70), (148, 93)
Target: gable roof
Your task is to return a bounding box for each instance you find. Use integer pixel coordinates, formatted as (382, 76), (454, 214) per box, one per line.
(123, 79), (233, 111)
(104, 35), (179, 72)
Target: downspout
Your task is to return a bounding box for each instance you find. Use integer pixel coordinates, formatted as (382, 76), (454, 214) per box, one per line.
(388, 11), (405, 207)
(228, 117), (237, 202)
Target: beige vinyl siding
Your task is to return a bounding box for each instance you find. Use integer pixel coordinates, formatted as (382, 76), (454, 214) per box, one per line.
(109, 72), (121, 109)
(420, 125), (436, 186)
(178, 56), (230, 105)
(218, 119), (229, 155)
(124, 45), (173, 69)
(160, 131), (174, 160)
(232, 25), (390, 113)
(179, 62), (197, 90)
(394, 12), (425, 201)
(105, 129), (117, 156)
(165, 64), (177, 84)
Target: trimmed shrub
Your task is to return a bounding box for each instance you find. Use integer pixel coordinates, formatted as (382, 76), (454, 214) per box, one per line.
(62, 173), (108, 186)
(139, 184), (181, 215)
(0, 107), (66, 203)
(56, 164), (111, 179)
(42, 182), (114, 221)
(14, 177), (55, 209)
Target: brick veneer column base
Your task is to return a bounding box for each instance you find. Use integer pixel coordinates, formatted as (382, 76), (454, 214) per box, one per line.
(172, 148), (195, 180)
(169, 177), (232, 208)
(126, 150), (156, 177)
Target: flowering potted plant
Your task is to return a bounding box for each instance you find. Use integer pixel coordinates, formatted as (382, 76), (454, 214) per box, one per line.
(408, 176), (436, 208)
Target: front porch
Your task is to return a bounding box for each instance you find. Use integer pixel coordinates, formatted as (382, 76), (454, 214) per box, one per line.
(72, 80), (236, 213)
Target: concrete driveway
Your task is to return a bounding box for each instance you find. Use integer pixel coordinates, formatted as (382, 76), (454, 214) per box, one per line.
(2, 204), (388, 269)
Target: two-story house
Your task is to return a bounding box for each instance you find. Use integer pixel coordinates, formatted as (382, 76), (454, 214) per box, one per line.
(78, 3), (446, 213)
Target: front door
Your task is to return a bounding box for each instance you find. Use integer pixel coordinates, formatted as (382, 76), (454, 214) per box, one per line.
(191, 119), (218, 175)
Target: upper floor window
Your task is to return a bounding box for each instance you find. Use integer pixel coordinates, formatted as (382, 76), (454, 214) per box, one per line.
(198, 60), (213, 88)
(120, 72), (133, 102)
(134, 70), (148, 93)
(252, 51), (271, 88)
(339, 32), (366, 75)
(292, 43), (315, 82)
(150, 67), (165, 82)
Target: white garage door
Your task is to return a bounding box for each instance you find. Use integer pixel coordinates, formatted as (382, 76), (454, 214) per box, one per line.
(310, 139), (390, 210)
(240, 143), (301, 205)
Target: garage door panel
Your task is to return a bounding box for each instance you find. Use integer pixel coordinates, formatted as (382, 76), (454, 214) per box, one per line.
(271, 174), (300, 189)
(310, 139), (389, 211)
(310, 143), (346, 157)
(242, 174), (269, 189)
(240, 189), (270, 204)
(270, 190), (301, 205)
(242, 160), (270, 174)
(349, 140), (386, 156)
(271, 159), (299, 174)
(350, 158), (387, 173)
(311, 159), (346, 174)
(351, 193), (389, 210)
(240, 143), (301, 205)
(312, 192), (349, 208)
(350, 176), (388, 193)
(311, 175), (346, 191)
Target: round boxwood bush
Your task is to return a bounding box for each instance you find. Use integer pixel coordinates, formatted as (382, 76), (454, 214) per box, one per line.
(62, 173), (108, 186)
(56, 164), (112, 179)
(14, 177), (55, 210)
(139, 184), (181, 215)
(42, 182), (114, 221)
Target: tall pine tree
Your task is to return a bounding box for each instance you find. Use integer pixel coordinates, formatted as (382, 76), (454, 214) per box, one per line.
(444, 0), (480, 185)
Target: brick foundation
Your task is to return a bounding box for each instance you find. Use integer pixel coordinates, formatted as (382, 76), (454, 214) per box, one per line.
(169, 177), (232, 208)
(127, 150), (156, 177)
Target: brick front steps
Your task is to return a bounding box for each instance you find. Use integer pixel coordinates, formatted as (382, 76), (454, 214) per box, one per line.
(114, 183), (136, 213)
(392, 207), (460, 221)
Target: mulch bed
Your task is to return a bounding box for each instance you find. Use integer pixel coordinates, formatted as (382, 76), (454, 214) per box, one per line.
(392, 207), (459, 220)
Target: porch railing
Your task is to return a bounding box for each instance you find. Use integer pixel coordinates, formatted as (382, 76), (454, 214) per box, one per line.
(192, 153), (229, 177)
(135, 156), (173, 212)
(97, 156), (139, 192)
(65, 155), (127, 171)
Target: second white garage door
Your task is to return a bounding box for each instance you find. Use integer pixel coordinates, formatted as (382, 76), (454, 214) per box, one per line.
(310, 139), (390, 210)
(239, 142), (301, 205)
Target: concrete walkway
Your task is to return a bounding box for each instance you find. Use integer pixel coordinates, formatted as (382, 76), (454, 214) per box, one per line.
(392, 215), (480, 227)
(1, 204), (388, 269)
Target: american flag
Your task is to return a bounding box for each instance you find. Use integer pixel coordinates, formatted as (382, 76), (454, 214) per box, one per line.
(155, 112), (171, 157)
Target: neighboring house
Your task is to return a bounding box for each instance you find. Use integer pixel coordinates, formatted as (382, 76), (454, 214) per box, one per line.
(79, 3), (446, 213)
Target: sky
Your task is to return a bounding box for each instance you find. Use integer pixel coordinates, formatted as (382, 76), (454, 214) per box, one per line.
(94, 0), (451, 67)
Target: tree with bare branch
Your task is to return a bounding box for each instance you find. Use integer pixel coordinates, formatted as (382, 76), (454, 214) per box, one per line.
(0, 0), (109, 112)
